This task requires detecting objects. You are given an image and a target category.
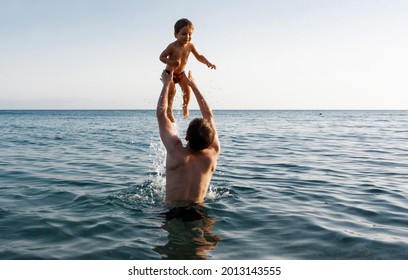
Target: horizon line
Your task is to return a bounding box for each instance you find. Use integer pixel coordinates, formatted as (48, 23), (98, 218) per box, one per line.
(1, 108), (407, 111)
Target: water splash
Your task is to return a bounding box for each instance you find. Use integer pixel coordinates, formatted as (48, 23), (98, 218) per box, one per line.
(112, 180), (165, 209)
(206, 185), (238, 201)
(149, 141), (166, 179)
(109, 140), (167, 209)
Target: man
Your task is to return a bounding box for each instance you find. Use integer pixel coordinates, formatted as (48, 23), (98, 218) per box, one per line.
(157, 70), (220, 205)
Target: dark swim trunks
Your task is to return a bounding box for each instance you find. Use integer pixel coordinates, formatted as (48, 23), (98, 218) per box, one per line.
(165, 70), (185, 84)
(166, 204), (205, 222)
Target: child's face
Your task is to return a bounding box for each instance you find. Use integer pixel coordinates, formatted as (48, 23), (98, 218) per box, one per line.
(175, 26), (194, 45)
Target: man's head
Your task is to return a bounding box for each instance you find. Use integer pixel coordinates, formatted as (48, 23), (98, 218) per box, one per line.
(186, 118), (215, 151)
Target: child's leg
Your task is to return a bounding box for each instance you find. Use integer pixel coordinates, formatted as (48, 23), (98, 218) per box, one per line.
(167, 81), (176, 123)
(179, 77), (190, 119)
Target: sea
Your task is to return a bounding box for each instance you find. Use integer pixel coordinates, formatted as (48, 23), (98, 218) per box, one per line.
(0, 109), (407, 260)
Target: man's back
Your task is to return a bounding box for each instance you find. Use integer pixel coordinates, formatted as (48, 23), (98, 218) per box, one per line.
(157, 70), (220, 205)
(165, 144), (219, 203)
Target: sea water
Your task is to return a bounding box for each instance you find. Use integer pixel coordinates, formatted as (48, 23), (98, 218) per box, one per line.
(0, 110), (407, 259)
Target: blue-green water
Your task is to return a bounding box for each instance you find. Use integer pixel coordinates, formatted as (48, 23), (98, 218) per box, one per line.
(1, 110), (407, 259)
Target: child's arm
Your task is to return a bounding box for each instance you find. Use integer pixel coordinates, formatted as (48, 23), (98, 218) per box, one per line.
(159, 45), (180, 68)
(191, 44), (216, 69)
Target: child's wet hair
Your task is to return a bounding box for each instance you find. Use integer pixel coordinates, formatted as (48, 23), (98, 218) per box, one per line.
(174, 18), (194, 34)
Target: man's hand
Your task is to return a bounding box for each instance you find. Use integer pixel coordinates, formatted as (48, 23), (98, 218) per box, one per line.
(161, 70), (173, 85)
(184, 70), (196, 88)
(184, 71), (213, 122)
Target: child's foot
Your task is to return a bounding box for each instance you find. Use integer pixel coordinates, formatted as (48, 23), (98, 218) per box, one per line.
(183, 106), (189, 119)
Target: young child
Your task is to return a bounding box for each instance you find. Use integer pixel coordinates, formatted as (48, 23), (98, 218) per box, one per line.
(160, 18), (216, 122)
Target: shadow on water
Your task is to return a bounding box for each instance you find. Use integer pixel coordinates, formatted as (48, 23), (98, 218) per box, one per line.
(154, 205), (221, 260)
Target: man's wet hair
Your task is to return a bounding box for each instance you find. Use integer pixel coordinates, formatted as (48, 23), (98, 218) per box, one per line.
(187, 118), (214, 151)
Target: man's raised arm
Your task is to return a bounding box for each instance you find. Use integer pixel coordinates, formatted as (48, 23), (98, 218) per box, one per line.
(157, 71), (181, 151)
(156, 71), (172, 122)
(185, 71), (220, 151)
(185, 71), (214, 122)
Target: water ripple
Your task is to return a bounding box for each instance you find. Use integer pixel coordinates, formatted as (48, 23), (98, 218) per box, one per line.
(1, 110), (408, 259)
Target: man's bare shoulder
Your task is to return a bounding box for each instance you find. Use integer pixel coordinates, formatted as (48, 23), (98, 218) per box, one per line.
(211, 137), (220, 155)
(166, 144), (188, 170)
(165, 135), (184, 154)
(191, 146), (220, 161)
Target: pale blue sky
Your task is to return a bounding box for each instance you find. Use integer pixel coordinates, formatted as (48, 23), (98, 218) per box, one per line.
(1, 0), (407, 109)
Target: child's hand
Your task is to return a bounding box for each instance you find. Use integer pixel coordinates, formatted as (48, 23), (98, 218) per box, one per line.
(168, 59), (181, 68)
(207, 62), (216, 70)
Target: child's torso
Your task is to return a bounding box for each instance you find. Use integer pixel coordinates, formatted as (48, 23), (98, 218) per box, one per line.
(170, 43), (192, 73)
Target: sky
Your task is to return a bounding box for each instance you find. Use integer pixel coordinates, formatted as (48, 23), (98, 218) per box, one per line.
(1, 0), (407, 110)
